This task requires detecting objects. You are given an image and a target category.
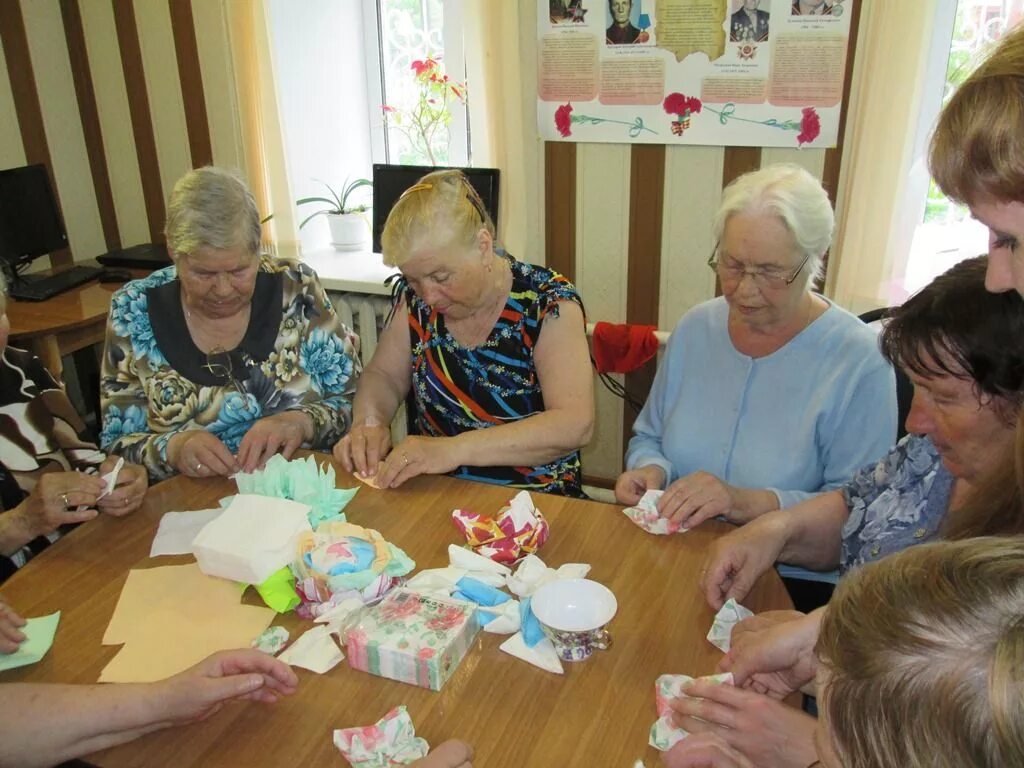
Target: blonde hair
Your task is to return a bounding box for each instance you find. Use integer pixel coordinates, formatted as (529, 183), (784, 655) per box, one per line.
(380, 170), (495, 267)
(817, 537), (1024, 768)
(165, 166), (261, 257)
(930, 23), (1024, 206)
(712, 163), (833, 290)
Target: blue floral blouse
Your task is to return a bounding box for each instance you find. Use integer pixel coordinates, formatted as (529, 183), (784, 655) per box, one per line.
(840, 433), (954, 573)
(100, 257), (360, 480)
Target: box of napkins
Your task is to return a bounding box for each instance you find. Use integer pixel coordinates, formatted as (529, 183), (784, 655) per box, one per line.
(345, 589), (479, 691)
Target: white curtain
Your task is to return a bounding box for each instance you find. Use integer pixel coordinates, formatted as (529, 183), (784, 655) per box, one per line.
(827, 2), (944, 313)
(224, 0), (300, 259)
(463, 2), (544, 263)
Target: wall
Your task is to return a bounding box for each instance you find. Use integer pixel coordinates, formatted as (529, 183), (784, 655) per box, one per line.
(0, 0), (244, 265)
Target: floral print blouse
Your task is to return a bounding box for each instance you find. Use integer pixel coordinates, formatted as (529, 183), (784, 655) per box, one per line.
(100, 257), (360, 481)
(840, 433), (953, 573)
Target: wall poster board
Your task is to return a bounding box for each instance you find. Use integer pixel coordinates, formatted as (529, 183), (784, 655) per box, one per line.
(539, 0), (854, 148)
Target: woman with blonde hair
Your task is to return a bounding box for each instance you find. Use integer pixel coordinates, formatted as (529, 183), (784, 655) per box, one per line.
(333, 169), (593, 495)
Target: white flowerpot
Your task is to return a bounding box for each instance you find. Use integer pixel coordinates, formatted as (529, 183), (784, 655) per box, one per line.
(327, 212), (369, 251)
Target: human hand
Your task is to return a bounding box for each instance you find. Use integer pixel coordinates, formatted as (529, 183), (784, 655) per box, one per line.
(614, 465), (665, 505)
(375, 435), (461, 489)
(154, 649), (299, 725)
(168, 430), (239, 478)
(96, 459), (148, 517)
(10, 471), (104, 541)
(659, 471), (737, 530)
(668, 679), (818, 768)
(719, 611), (820, 698)
(332, 420), (392, 478)
(700, 514), (787, 610)
(662, 733), (754, 768)
(410, 740), (474, 768)
(0, 600), (26, 653)
(236, 411), (312, 473)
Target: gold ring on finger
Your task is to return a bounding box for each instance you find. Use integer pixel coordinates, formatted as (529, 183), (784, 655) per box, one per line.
(60, 492), (70, 508)
(402, 453), (410, 466)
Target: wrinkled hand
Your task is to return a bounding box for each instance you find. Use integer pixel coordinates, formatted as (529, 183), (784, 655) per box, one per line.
(668, 679), (819, 768)
(719, 611), (820, 698)
(0, 600), (26, 654)
(236, 412), (312, 473)
(155, 649), (299, 725)
(374, 435), (461, 489)
(659, 471), (736, 530)
(96, 459), (148, 517)
(700, 514), (787, 610)
(11, 471), (104, 541)
(410, 741), (474, 768)
(168, 430), (239, 478)
(333, 421), (392, 477)
(662, 733), (754, 768)
(614, 466), (665, 506)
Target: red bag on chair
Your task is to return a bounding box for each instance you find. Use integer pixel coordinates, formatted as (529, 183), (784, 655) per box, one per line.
(591, 321), (659, 374)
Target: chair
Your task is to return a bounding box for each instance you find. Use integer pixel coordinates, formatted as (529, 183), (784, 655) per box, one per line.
(858, 307), (913, 441)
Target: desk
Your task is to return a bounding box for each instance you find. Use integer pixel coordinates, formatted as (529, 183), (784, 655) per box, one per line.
(7, 269), (145, 380)
(0, 460), (793, 767)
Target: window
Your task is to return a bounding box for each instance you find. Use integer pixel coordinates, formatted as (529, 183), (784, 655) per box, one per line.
(901, 0), (1024, 299)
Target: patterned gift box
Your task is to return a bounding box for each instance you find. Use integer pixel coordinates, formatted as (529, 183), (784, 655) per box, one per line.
(345, 589), (480, 691)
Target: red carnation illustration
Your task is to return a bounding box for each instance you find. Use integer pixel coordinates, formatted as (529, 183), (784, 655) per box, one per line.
(555, 103), (574, 137)
(797, 107), (821, 146)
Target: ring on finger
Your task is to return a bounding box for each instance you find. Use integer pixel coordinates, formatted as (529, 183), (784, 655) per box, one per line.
(60, 492), (71, 508)
(194, 461), (203, 473)
(402, 453), (410, 466)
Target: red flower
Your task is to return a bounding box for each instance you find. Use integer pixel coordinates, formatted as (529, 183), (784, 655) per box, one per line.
(411, 59), (429, 76)
(686, 96), (703, 115)
(554, 102), (574, 137)
(663, 92), (688, 116)
(381, 105), (396, 113)
(797, 107), (820, 146)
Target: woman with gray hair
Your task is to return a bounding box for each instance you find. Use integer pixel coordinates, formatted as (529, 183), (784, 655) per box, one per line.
(616, 164), (896, 531)
(100, 166), (360, 481)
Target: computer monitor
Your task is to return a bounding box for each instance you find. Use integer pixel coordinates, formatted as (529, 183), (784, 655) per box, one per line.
(0, 164), (68, 273)
(371, 164), (500, 254)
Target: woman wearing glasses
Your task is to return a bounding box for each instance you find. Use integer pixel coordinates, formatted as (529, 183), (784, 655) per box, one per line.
(333, 169), (593, 495)
(616, 164), (896, 531)
(100, 167), (360, 481)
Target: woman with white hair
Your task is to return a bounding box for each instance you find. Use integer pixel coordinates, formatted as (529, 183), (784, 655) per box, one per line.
(616, 164), (896, 530)
(100, 167), (360, 481)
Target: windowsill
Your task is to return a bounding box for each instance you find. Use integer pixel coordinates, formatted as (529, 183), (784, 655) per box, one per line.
(300, 247), (399, 296)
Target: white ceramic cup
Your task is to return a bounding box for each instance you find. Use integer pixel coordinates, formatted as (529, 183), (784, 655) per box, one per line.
(531, 578), (617, 661)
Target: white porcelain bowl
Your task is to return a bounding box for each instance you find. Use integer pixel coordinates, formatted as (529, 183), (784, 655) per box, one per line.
(532, 578), (618, 632)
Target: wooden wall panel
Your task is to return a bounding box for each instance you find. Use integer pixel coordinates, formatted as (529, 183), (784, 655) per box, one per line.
(544, 142), (576, 281)
(169, 0), (212, 168)
(0, 21), (28, 170)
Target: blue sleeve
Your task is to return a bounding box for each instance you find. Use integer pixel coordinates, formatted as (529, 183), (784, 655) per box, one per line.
(623, 324), (682, 487)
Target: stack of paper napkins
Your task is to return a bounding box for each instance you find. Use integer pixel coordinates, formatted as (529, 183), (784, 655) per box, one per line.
(193, 494), (312, 584)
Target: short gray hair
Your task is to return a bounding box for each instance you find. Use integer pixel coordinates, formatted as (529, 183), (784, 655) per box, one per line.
(712, 163), (834, 289)
(164, 167), (261, 257)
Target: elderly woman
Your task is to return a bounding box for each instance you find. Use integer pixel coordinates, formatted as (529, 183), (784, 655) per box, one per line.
(0, 275), (147, 582)
(616, 164), (896, 529)
(662, 538), (1024, 768)
(100, 167), (360, 481)
(684, 256), (1024, 766)
(333, 169), (593, 496)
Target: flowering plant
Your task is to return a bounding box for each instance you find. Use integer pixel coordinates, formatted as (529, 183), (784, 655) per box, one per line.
(382, 56), (467, 166)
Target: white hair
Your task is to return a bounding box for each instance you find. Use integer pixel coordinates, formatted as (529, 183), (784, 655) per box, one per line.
(712, 163), (834, 289)
(164, 166), (261, 258)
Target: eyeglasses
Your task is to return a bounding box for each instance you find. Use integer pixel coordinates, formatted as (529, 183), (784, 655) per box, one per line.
(707, 244), (811, 289)
(202, 348), (246, 397)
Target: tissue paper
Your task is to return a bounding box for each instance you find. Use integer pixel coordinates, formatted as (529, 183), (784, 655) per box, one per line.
(623, 490), (683, 535)
(706, 598), (754, 653)
(333, 705), (429, 767)
(649, 672), (734, 751)
(451, 490), (549, 564)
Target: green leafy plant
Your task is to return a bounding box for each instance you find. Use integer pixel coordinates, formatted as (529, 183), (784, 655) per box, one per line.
(295, 178), (372, 229)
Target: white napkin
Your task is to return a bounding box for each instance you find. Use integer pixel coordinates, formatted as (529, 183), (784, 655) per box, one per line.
(481, 598), (521, 635)
(149, 509), (224, 557)
(98, 457), (125, 500)
(448, 544), (511, 587)
(405, 567), (468, 596)
(278, 625), (344, 673)
(314, 597), (365, 637)
(706, 598), (754, 653)
(506, 554), (591, 598)
(499, 631), (563, 674)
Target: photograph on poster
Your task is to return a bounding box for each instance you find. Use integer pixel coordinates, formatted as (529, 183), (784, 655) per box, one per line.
(537, 0), (854, 148)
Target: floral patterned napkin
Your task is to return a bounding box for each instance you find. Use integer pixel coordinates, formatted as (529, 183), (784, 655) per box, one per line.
(333, 705), (429, 767)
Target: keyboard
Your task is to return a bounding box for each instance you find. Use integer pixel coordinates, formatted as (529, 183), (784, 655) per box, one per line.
(8, 265), (104, 301)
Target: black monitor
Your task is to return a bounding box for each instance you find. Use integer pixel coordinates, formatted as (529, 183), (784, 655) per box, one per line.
(371, 164), (500, 254)
(0, 164), (68, 272)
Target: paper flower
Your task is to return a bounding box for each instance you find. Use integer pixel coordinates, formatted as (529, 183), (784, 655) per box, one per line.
(234, 454), (358, 529)
(797, 106), (821, 146)
(650, 673), (734, 751)
(555, 103), (574, 137)
(333, 706), (429, 767)
(452, 490), (550, 564)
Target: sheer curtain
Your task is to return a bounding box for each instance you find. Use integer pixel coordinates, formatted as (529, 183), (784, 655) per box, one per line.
(224, 0), (299, 259)
(463, 2), (544, 263)
(826, 2), (943, 313)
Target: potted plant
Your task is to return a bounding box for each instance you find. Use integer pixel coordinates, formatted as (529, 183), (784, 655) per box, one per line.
(296, 178), (372, 251)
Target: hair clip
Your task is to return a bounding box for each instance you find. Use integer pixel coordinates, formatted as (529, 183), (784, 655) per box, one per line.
(400, 182), (434, 199)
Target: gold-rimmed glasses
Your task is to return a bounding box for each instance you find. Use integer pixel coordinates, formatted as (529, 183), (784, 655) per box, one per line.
(707, 243), (811, 289)
(202, 348), (246, 397)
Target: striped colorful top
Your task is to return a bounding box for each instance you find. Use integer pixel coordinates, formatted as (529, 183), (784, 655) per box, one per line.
(400, 254), (585, 497)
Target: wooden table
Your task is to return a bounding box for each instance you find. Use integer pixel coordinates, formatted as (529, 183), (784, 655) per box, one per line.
(6, 267), (145, 379)
(0, 459), (793, 767)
